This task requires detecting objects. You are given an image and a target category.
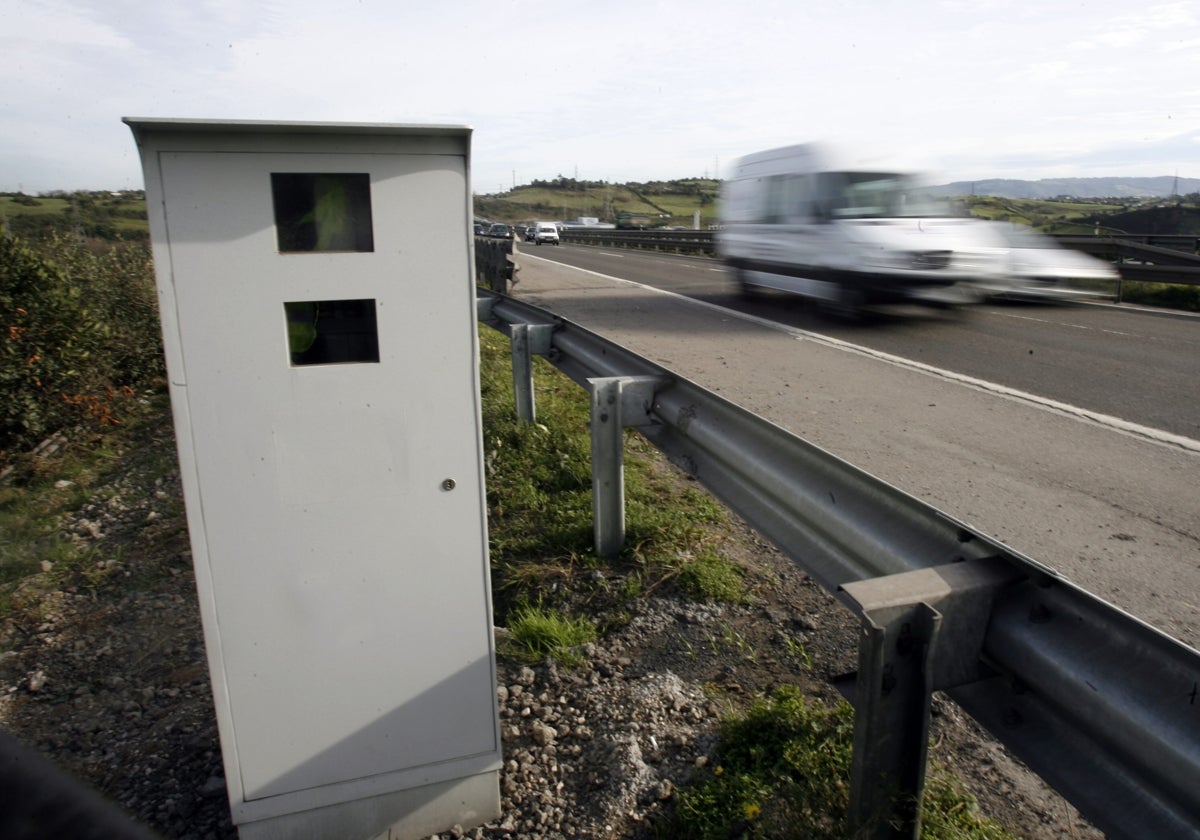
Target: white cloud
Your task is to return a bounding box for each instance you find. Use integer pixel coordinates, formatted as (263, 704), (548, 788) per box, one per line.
(2, 0), (1198, 192)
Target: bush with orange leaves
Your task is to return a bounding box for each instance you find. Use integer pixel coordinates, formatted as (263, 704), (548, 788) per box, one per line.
(0, 233), (164, 468)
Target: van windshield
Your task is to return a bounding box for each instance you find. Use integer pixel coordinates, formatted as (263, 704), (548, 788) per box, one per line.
(821, 172), (950, 219)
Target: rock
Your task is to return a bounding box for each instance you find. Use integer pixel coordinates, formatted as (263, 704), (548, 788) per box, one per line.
(530, 722), (557, 746)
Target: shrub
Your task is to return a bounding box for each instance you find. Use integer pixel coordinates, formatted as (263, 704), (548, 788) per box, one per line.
(0, 234), (164, 465)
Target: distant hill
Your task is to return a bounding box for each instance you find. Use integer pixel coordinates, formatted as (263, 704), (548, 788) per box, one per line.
(930, 176), (1200, 200)
(475, 177), (720, 228)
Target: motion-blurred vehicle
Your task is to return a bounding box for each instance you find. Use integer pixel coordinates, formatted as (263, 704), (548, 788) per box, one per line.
(717, 143), (1004, 312)
(971, 222), (1119, 301)
(533, 222), (560, 245)
(488, 223), (513, 239)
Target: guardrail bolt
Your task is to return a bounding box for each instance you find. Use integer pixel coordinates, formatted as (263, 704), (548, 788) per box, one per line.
(880, 664), (897, 696)
(441, 478), (456, 491)
(895, 623), (915, 657)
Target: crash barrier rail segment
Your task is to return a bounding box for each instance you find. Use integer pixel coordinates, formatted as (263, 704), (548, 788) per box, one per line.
(554, 228), (1200, 288)
(1057, 235), (1200, 286)
(474, 235), (518, 293)
(475, 288), (1200, 840)
(558, 226), (717, 255)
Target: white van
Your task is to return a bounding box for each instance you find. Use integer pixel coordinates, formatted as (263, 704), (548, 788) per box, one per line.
(533, 221), (561, 245)
(717, 144), (1003, 311)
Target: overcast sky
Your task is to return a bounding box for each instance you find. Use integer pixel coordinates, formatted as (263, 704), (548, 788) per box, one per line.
(4, 0), (1199, 194)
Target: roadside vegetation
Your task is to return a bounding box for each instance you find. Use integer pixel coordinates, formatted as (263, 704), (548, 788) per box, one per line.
(1, 191), (149, 242)
(0, 231), (166, 615)
(657, 686), (1016, 840)
(959, 195), (1120, 233)
(477, 324), (738, 626)
(0, 233), (162, 464)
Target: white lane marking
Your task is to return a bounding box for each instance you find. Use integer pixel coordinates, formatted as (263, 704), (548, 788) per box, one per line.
(992, 310), (1140, 339)
(520, 254), (1200, 455)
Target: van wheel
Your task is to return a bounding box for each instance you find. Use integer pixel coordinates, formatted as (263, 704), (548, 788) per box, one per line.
(733, 268), (759, 299)
(821, 287), (866, 320)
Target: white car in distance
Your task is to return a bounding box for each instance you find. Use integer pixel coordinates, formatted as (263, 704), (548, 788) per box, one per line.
(533, 222), (561, 245)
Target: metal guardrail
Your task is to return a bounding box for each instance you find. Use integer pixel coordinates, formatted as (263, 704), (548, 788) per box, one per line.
(476, 288), (1200, 839)
(1057, 235), (1200, 284)
(557, 228), (1200, 287)
(473, 235), (517, 293)
(559, 226), (717, 255)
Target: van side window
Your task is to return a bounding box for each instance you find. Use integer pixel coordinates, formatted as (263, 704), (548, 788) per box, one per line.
(764, 175), (815, 224)
(764, 176), (786, 224)
(783, 175), (811, 222)
(813, 172), (845, 222)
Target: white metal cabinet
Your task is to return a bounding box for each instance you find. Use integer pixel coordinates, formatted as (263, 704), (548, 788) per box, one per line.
(126, 119), (500, 840)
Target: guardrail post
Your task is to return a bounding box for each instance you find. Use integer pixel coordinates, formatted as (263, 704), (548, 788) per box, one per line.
(509, 324), (555, 423)
(838, 557), (1023, 839)
(588, 376), (666, 558)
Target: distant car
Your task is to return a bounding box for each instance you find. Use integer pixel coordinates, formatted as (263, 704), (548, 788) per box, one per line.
(533, 222), (560, 245)
(975, 222), (1119, 301)
(488, 223), (513, 239)
(474, 223), (487, 236)
(523, 225), (537, 243)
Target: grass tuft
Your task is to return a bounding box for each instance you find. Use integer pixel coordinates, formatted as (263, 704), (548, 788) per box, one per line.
(504, 604), (597, 666)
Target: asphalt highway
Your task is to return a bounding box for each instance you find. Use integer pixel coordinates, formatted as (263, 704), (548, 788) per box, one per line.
(506, 245), (1200, 650)
(526, 243), (1200, 440)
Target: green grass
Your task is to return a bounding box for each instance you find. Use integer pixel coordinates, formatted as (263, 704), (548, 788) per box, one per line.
(655, 686), (1016, 840)
(0, 448), (97, 594)
(1119, 281), (1200, 311)
(0, 196), (73, 217)
(960, 195), (1118, 231)
(1, 192), (149, 240)
(0, 394), (178, 617)
(503, 604), (598, 666)
(478, 326), (732, 619)
(677, 550), (748, 604)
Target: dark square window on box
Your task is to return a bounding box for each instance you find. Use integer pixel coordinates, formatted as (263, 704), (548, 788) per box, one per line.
(272, 173), (375, 253)
(285, 299), (380, 366)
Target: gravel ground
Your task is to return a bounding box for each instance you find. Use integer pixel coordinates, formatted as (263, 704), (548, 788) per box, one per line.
(0, 412), (1100, 839)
